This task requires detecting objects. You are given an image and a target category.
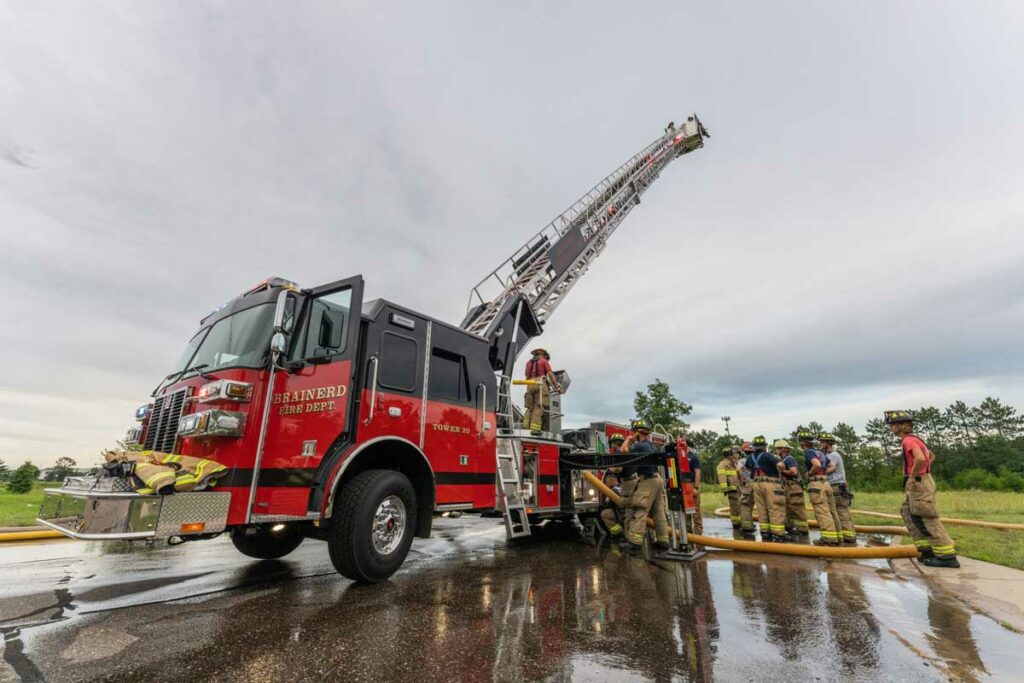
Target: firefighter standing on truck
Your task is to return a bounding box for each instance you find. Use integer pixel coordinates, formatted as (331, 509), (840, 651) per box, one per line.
(778, 441), (809, 539)
(820, 431), (856, 545)
(599, 434), (630, 539)
(798, 431), (842, 547)
(886, 410), (960, 568)
(737, 441), (756, 538)
(522, 348), (562, 436)
(746, 436), (788, 542)
(620, 421), (671, 553)
(717, 446), (742, 529)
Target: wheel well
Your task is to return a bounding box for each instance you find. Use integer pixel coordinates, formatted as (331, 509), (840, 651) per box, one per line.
(327, 439), (434, 538)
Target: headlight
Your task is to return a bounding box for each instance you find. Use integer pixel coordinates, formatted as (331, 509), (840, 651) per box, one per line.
(135, 404), (151, 421)
(125, 427), (142, 444)
(177, 409), (246, 437)
(197, 379), (252, 403)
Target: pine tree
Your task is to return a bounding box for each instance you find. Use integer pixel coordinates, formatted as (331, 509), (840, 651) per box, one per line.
(7, 462), (39, 494)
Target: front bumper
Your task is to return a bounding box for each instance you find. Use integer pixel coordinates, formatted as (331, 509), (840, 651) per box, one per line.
(37, 476), (231, 540)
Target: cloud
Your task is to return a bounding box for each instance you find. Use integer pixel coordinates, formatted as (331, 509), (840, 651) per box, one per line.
(2, 2), (1023, 465)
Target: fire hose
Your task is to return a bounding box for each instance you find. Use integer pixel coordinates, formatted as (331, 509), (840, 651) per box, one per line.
(582, 471), (918, 559)
(712, 507), (909, 536)
(713, 505), (1024, 532)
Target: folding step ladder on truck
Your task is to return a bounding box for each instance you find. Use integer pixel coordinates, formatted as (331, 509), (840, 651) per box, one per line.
(37, 116), (709, 582)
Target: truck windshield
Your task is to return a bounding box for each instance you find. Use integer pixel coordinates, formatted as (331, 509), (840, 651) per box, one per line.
(170, 303), (277, 380)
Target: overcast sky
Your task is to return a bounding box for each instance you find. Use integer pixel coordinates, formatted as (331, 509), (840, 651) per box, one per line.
(2, 2), (1023, 467)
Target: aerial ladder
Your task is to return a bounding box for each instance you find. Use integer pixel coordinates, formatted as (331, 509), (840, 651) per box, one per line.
(460, 116), (709, 538)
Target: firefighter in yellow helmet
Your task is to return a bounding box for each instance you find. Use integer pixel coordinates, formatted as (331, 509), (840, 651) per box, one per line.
(797, 431), (842, 547)
(599, 434), (633, 540)
(819, 431), (856, 545)
(716, 446), (742, 529)
(886, 410), (959, 568)
(737, 440), (757, 538)
(745, 436), (788, 542)
(620, 421), (671, 553)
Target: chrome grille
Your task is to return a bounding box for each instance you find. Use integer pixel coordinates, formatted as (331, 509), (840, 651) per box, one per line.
(143, 387), (189, 452)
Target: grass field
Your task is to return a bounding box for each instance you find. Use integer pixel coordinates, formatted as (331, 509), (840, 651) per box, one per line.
(699, 488), (1024, 570)
(0, 481), (61, 527)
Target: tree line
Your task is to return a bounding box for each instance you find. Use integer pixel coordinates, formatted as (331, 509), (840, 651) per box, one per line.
(1, 457), (79, 494)
(632, 380), (1024, 492)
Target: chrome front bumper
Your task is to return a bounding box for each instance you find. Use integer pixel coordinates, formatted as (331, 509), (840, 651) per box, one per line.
(37, 477), (231, 540)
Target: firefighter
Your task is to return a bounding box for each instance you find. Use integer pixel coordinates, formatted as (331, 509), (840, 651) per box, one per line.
(820, 431), (856, 545)
(778, 440), (809, 537)
(521, 348), (562, 435)
(798, 431), (842, 547)
(886, 410), (960, 568)
(737, 441), (756, 538)
(717, 446), (742, 528)
(599, 434), (630, 539)
(620, 421), (671, 553)
(746, 436), (788, 542)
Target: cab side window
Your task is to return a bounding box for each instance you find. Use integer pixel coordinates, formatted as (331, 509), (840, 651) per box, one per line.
(378, 332), (418, 392)
(429, 348), (469, 402)
(303, 289), (351, 360)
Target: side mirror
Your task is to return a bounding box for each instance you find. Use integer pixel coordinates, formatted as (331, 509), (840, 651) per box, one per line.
(272, 290), (289, 333)
(270, 332), (288, 355)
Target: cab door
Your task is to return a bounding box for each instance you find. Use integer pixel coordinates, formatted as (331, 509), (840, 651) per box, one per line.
(423, 326), (496, 508)
(255, 277), (363, 516)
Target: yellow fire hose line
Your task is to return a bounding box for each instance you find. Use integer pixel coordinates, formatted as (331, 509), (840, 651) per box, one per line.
(711, 506), (909, 536)
(711, 503), (1024, 532)
(582, 471), (918, 559)
(849, 508), (1024, 531)
(0, 530), (64, 543)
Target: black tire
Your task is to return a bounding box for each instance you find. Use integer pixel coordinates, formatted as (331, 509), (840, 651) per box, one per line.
(230, 526), (304, 560)
(328, 469), (417, 583)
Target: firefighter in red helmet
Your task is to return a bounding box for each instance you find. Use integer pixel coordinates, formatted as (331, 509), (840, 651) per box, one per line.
(522, 348), (562, 436)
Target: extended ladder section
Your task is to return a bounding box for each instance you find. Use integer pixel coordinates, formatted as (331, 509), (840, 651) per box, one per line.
(461, 116), (707, 341)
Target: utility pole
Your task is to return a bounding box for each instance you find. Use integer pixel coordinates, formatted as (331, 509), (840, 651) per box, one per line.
(721, 415), (731, 436)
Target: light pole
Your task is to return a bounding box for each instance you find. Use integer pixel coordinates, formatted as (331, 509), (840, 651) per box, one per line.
(721, 415), (731, 436)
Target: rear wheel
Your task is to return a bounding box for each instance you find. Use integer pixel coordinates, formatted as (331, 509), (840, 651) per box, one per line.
(328, 469), (417, 583)
(230, 526), (304, 559)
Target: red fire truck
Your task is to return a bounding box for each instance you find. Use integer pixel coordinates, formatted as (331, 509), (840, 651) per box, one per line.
(38, 117), (708, 582)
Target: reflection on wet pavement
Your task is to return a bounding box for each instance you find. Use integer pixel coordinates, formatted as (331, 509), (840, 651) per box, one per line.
(2, 517), (1022, 682)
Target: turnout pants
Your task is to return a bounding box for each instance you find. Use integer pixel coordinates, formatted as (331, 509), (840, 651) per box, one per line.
(900, 473), (956, 559)
(753, 478), (787, 539)
(600, 477), (638, 537)
(105, 450), (227, 494)
(522, 383), (548, 432)
(688, 487), (704, 535)
(739, 480), (755, 532)
(724, 490), (742, 528)
(807, 476), (841, 544)
(625, 475), (670, 546)
(832, 483), (856, 543)
(783, 479), (809, 533)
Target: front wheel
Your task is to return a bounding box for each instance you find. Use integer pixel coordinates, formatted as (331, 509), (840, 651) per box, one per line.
(328, 469), (417, 583)
(230, 526), (304, 559)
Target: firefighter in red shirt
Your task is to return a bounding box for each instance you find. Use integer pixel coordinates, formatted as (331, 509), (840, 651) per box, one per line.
(886, 410), (959, 568)
(522, 348), (562, 435)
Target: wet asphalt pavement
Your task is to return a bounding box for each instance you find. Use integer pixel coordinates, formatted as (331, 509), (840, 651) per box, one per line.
(2, 517), (1022, 682)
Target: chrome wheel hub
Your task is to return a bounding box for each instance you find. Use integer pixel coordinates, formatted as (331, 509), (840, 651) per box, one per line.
(371, 495), (406, 555)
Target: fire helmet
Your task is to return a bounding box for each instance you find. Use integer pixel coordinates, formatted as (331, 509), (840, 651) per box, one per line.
(884, 410), (913, 425)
